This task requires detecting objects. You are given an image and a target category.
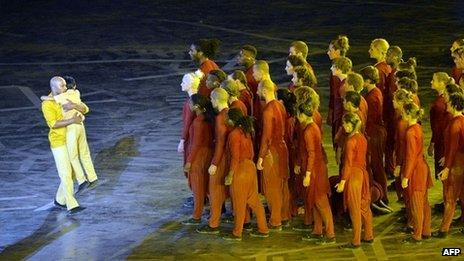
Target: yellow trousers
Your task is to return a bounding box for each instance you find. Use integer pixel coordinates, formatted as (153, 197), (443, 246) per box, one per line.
(66, 124), (98, 184)
(51, 146), (79, 210)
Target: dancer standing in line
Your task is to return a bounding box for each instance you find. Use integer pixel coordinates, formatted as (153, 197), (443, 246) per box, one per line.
(229, 70), (253, 116)
(183, 95), (214, 225)
(221, 79), (248, 116)
(289, 40), (317, 82)
(400, 102), (432, 244)
(335, 113), (374, 249)
(222, 108), (269, 241)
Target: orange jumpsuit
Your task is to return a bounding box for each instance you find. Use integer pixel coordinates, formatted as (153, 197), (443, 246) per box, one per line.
(198, 59), (219, 97)
(341, 133), (374, 246)
(440, 115), (464, 231)
(403, 124), (432, 240)
(239, 89), (253, 117)
(231, 99), (248, 116)
(384, 69), (398, 174)
(364, 87), (388, 202)
(208, 108), (230, 228)
(286, 114), (299, 216)
(302, 122), (334, 238)
(187, 115), (214, 219)
(182, 99), (195, 178)
(228, 128), (269, 237)
(259, 100), (290, 226)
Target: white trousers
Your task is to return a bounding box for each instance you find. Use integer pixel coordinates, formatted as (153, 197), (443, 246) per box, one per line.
(51, 146), (79, 210)
(66, 124), (98, 184)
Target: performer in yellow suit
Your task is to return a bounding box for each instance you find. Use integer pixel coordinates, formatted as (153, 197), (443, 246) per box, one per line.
(42, 76), (86, 213)
(42, 76), (98, 193)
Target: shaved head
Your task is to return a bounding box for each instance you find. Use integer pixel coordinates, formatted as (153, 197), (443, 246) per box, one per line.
(211, 87), (229, 104)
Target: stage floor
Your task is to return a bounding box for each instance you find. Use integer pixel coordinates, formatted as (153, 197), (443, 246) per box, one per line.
(0, 1), (463, 260)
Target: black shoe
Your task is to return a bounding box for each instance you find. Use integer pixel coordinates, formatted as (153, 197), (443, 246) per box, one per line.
(222, 214), (234, 224)
(452, 217), (464, 226)
(400, 226), (413, 234)
(315, 237), (336, 245)
(432, 230), (448, 238)
(196, 225), (220, 234)
(434, 202), (444, 212)
(281, 220), (291, 228)
(459, 227), (464, 234)
(54, 200), (66, 209)
(181, 218), (201, 225)
(268, 224), (282, 232)
(222, 233), (242, 241)
(76, 181), (89, 194)
(292, 223), (312, 232)
(339, 243), (360, 249)
(402, 237), (422, 244)
(250, 230), (269, 238)
(301, 234), (323, 242)
(243, 223), (253, 232)
(361, 239), (374, 244)
(68, 206), (86, 215)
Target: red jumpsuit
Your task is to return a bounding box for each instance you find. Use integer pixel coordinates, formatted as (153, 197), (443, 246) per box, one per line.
(208, 108), (230, 228)
(451, 66), (464, 83)
(228, 128), (269, 237)
(430, 95), (449, 178)
(341, 133), (374, 246)
(259, 100), (290, 226)
(384, 69), (398, 176)
(182, 99), (195, 178)
(187, 115), (214, 219)
(239, 89), (253, 117)
(440, 115), (464, 231)
(198, 59), (219, 97)
(230, 99), (248, 116)
(364, 87), (387, 202)
(286, 114), (299, 216)
(302, 122), (334, 238)
(403, 124), (432, 240)
(329, 74), (345, 147)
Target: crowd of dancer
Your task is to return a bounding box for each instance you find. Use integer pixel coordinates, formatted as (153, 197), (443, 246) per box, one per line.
(178, 36), (464, 248)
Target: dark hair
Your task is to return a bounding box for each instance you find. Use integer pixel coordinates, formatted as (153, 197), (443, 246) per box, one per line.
(228, 108), (254, 134)
(330, 35), (350, 56)
(298, 102), (314, 117)
(209, 69), (227, 82)
(386, 46), (403, 68)
(342, 112), (361, 132)
(395, 69), (417, 80)
(231, 70), (250, 91)
(402, 102), (423, 120)
(241, 45), (257, 58)
(446, 83), (464, 96)
(333, 57), (352, 74)
(63, 75), (77, 89)
(360, 66), (379, 84)
(398, 58), (417, 71)
(277, 88), (297, 116)
(345, 91), (361, 107)
(287, 54), (306, 67)
(193, 39), (221, 59)
(450, 93), (464, 111)
(397, 77), (418, 93)
(190, 94), (215, 123)
(294, 66), (317, 88)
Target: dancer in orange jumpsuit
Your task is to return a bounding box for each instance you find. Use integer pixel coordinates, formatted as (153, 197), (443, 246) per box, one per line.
(183, 94), (214, 225)
(434, 93), (464, 238)
(290, 66), (317, 90)
(294, 89), (335, 245)
(400, 102), (432, 244)
(221, 79), (248, 116)
(222, 108), (269, 240)
(205, 69), (227, 93)
(255, 73), (290, 230)
(229, 70), (253, 116)
(286, 55), (307, 90)
(329, 57), (353, 148)
(289, 40), (317, 82)
(335, 113), (374, 249)
(196, 88), (230, 234)
(188, 39), (221, 97)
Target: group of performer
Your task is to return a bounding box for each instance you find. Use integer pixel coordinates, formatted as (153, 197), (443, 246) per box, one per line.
(178, 36), (464, 248)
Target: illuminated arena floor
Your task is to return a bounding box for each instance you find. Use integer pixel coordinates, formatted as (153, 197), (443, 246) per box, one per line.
(0, 1), (463, 260)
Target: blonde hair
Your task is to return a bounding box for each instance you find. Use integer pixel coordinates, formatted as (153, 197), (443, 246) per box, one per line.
(182, 70), (204, 91)
(433, 72), (455, 85)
